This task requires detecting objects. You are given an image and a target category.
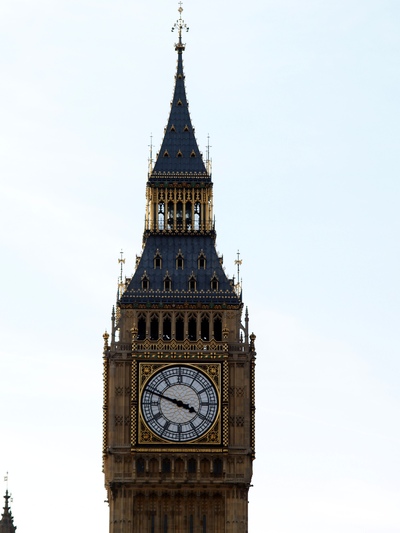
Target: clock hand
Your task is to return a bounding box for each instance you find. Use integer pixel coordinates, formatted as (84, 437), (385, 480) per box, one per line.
(151, 390), (196, 413)
(173, 398), (196, 413)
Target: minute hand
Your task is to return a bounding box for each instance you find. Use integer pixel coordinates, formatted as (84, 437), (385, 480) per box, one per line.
(152, 390), (196, 413)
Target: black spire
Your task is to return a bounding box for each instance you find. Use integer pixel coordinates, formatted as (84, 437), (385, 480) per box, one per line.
(119, 4), (240, 308)
(151, 6), (208, 178)
(0, 491), (17, 533)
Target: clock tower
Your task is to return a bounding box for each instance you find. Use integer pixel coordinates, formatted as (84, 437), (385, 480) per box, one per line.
(102, 7), (256, 533)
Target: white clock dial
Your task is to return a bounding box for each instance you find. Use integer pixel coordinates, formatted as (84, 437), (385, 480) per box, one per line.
(141, 365), (219, 442)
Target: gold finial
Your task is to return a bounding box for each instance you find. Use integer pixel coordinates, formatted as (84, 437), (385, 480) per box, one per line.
(250, 332), (256, 352)
(172, 2), (189, 51)
(103, 331), (109, 350)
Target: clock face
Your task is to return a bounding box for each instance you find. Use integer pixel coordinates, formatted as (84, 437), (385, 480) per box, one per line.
(141, 365), (219, 443)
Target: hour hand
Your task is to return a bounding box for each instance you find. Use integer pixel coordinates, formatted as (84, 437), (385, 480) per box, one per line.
(173, 398), (196, 413)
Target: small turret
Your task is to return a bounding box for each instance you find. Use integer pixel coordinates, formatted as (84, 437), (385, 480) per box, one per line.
(0, 490), (17, 533)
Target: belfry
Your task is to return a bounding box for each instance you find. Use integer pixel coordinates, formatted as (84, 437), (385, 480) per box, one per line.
(102, 6), (256, 532)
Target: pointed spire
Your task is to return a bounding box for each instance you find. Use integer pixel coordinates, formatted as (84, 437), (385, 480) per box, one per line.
(151, 4), (208, 178)
(0, 490), (17, 533)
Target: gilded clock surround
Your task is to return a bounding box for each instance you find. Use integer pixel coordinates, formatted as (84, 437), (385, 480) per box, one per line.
(137, 362), (222, 446)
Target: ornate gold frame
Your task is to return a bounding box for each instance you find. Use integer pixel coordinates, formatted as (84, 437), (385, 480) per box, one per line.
(134, 362), (222, 446)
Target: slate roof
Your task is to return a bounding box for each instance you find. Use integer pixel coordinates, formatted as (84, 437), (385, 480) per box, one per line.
(150, 41), (208, 179)
(120, 235), (240, 306)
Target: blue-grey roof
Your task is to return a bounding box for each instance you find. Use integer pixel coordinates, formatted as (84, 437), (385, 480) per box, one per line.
(150, 48), (208, 179)
(120, 235), (240, 306)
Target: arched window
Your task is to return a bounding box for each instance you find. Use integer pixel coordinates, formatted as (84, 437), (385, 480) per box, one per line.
(162, 458), (171, 474)
(137, 315), (146, 340)
(188, 273), (196, 292)
(185, 201), (192, 230)
(188, 458), (197, 474)
(158, 202), (165, 230)
(194, 202), (201, 230)
(154, 250), (162, 269)
(150, 314), (159, 340)
(211, 273), (219, 291)
(213, 316), (222, 341)
(175, 314), (184, 341)
(141, 271), (149, 290)
(136, 458), (145, 475)
(201, 315), (210, 341)
(163, 315), (171, 340)
(176, 201), (183, 228)
(213, 458), (223, 477)
(176, 251), (184, 270)
(188, 315), (197, 341)
(164, 273), (172, 291)
(198, 250), (206, 269)
(167, 201), (174, 229)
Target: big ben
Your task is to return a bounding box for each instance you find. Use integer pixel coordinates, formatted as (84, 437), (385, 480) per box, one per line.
(102, 6), (256, 533)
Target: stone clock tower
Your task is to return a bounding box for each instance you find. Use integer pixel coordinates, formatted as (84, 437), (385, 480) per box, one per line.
(102, 7), (256, 533)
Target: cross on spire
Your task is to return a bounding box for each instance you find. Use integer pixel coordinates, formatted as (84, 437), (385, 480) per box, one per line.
(172, 2), (189, 51)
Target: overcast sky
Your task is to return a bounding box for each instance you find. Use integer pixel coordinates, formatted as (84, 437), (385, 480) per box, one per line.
(0, 1), (399, 532)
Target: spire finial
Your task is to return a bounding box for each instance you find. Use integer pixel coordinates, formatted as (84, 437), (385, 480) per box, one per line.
(148, 133), (154, 173)
(172, 2), (189, 52)
(234, 250), (243, 298)
(206, 134), (212, 174)
(118, 250), (126, 297)
(118, 250), (125, 283)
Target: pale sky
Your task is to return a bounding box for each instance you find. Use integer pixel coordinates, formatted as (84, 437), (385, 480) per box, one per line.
(0, 1), (399, 532)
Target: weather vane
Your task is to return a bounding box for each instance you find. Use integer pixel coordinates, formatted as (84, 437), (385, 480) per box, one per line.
(172, 2), (189, 50)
